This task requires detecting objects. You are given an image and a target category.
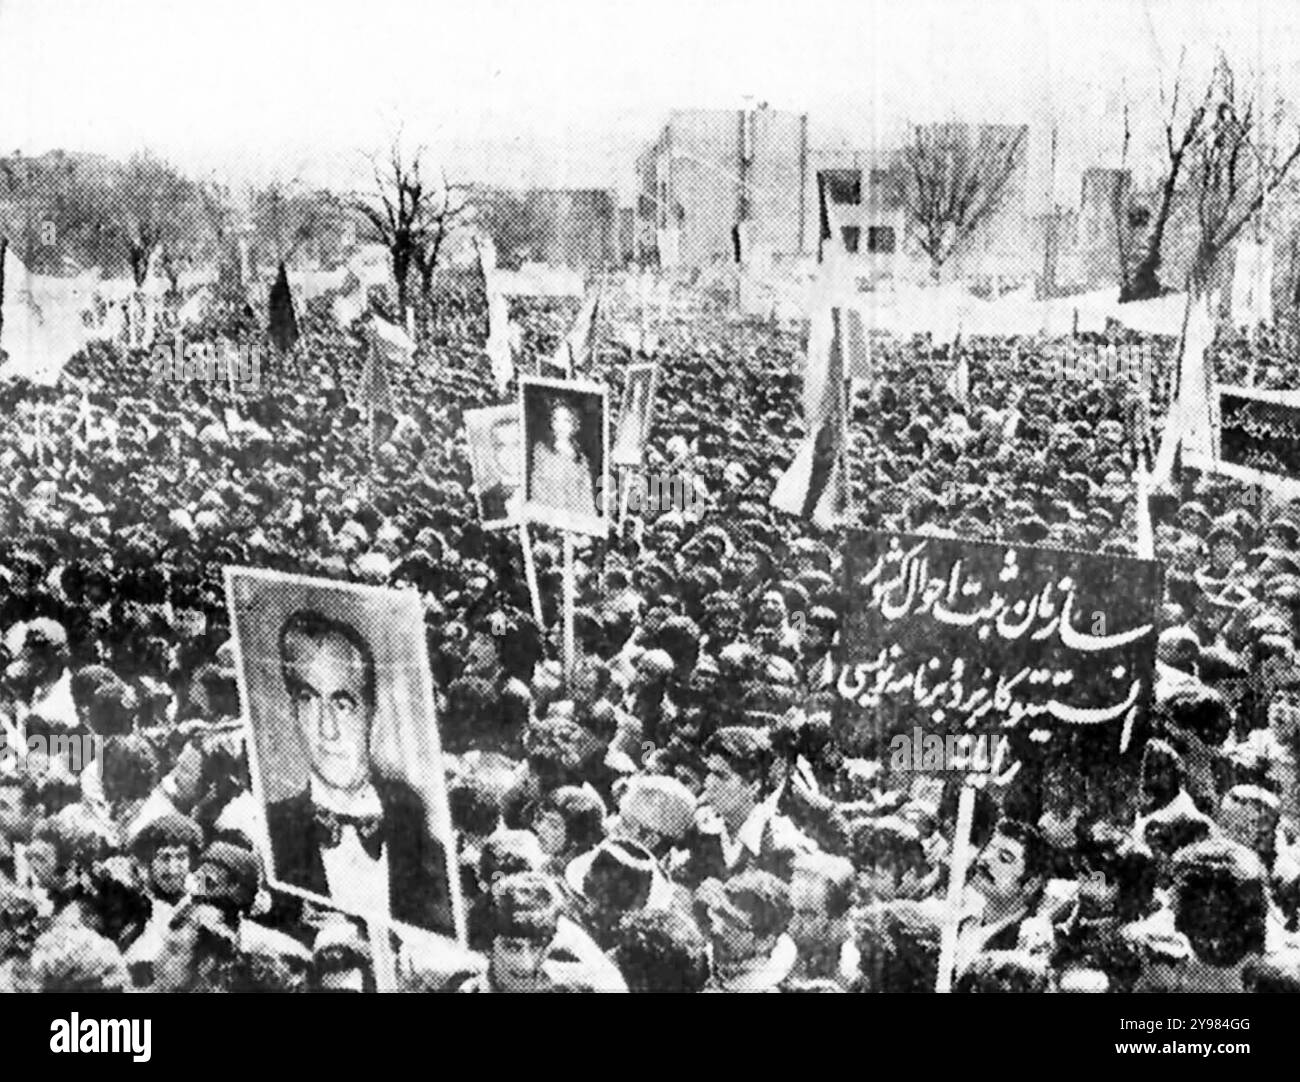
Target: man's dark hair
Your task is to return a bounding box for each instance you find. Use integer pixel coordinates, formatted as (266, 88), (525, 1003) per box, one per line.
(702, 727), (773, 789)
(854, 900), (941, 993)
(278, 609), (377, 710)
(539, 786), (606, 854)
(1075, 822), (1157, 922)
(448, 778), (501, 838)
(718, 869), (792, 941)
(611, 908), (709, 993)
(1172, 838), (1268, 966)
(992, 819), (1050, 885)
(489, 872), (560, 943)
(131, 812), (204, 861)
(955, 950), (1050, 993)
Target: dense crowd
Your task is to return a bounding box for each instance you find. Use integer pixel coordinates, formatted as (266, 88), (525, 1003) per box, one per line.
(1, 267), (1300, 993)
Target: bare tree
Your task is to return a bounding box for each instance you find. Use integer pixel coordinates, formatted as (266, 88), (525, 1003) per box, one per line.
(253, 181), (347, 267)
(410, 170), (469, 334)
(109, 152), (199, 288)
(1122, 56), (1208, 301)
(354, 141), (464, 330)
(1187, 59), (1300, 291)
(898, 122), (1027, 281)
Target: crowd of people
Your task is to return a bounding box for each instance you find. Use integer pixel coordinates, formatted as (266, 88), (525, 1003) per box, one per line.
(1, 265), (1300, 993)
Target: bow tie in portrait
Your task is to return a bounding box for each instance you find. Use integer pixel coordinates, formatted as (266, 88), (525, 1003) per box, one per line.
(314, 807), (385, 859)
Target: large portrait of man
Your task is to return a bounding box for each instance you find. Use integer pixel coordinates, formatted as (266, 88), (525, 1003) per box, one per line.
(465, 404), (523, 529)
(225, 568), (463, 941)
(520, 375), (609, 536)
(612, 363), (658, 468)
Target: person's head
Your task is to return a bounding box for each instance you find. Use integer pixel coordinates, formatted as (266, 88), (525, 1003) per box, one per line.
(4, 619), (70, 700)
(25, 923), (127, 992)
(615, 774), (694, 856)
(970, 819), (1048, 911)
(101, 733), (161, 811)
(489, 417), (521, 484)
(955, 950), (1050, 993)
(1172, 838), (1268, 967)
(151, 899), (240, 992)
(611, 908), (710, 993)
(1073, 822), (1157, 923)
(535, 785), (606, 860)
(27, 812), (110, 902)
(279, 610), (376, 794)
(788, 850), (855, 952)
(1140, 739), (1186, 812)
(131, 812), (203, 903)
(701, 727), (773, 829)
(1220, 785), (1281, 869)
(0, 773), (37, 858)
(848, 815), (932, 902)
(697, 870), (791, 974)
(570, 838), (665, 940)
(853, 900), (942, 993)
(191, 841), (261, 921)
(311, 918), (375, 993)
(488, 872), (560, 992)
(0, 886), (41, 960)
(478, 829), (545, 890)
(549, 399), (580, 450)
(69, 665), (139, 737)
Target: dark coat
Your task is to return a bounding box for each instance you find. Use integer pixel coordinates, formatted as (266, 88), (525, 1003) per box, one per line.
(266, 779), (454, 936)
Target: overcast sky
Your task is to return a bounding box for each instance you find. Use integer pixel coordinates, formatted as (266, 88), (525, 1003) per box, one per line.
(0, 0), (1295, 209)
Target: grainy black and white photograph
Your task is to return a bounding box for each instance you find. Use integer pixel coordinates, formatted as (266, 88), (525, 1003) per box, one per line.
(3, 0), (1300, 1050)
(520, 375), (609, 536)
(612, 362), (658, 467)
(223, 568), (461, 940)
(464, 404), (524, 529)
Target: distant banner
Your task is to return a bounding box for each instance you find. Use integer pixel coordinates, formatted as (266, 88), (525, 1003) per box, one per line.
(1207, 384), (1300, 491)
(835, 531), (1161, 802)
(494, 264), (584, 298)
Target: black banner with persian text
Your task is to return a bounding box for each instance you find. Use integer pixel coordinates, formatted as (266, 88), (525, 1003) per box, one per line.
(1219, 388), (1300, 483)
(835, 530), (1163, 813)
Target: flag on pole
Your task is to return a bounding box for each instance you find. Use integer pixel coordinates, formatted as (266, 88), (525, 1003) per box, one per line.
(1134, 463), (1155, 558)
(368, 312), (416, 367)
(771, 308), (848, 528)
(772, 177), (854, 526)
(945, 340), (970, 407)
(1151, 291), (1216, 488)
(480, 240), (517, 392)
(546, 288), (601, 376)
(1232, 239), (1274, 329)
(268, 262), (300, 354)
(360, 334), (397, 456)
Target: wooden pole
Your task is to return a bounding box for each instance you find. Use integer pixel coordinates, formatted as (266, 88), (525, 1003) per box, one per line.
(518, 522), (545, 631)
(562, 532), (576, 690)
(368, 919), (398, 992)
(935, 778), (977, 993)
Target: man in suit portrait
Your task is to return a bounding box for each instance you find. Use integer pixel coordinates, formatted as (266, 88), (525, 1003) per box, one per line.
(478, 414), (522, 524)
(266, 609), (453, 934)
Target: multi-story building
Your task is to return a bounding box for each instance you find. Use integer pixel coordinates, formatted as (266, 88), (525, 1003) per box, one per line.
(635, 106), (810, 267)
(634, 112), (1035, 285)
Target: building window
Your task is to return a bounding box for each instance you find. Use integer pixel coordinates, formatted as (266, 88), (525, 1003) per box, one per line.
(866, 226), (895, 254)
(822, 169), (862, 206)
(841, 226), (861, 254)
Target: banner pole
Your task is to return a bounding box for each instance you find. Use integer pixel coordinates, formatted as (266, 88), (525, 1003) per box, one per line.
(519, 522), (545, 631)
(367, 919), (398, 992)
(935, 778), (978, 993)
(562, 533), (576, 691)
